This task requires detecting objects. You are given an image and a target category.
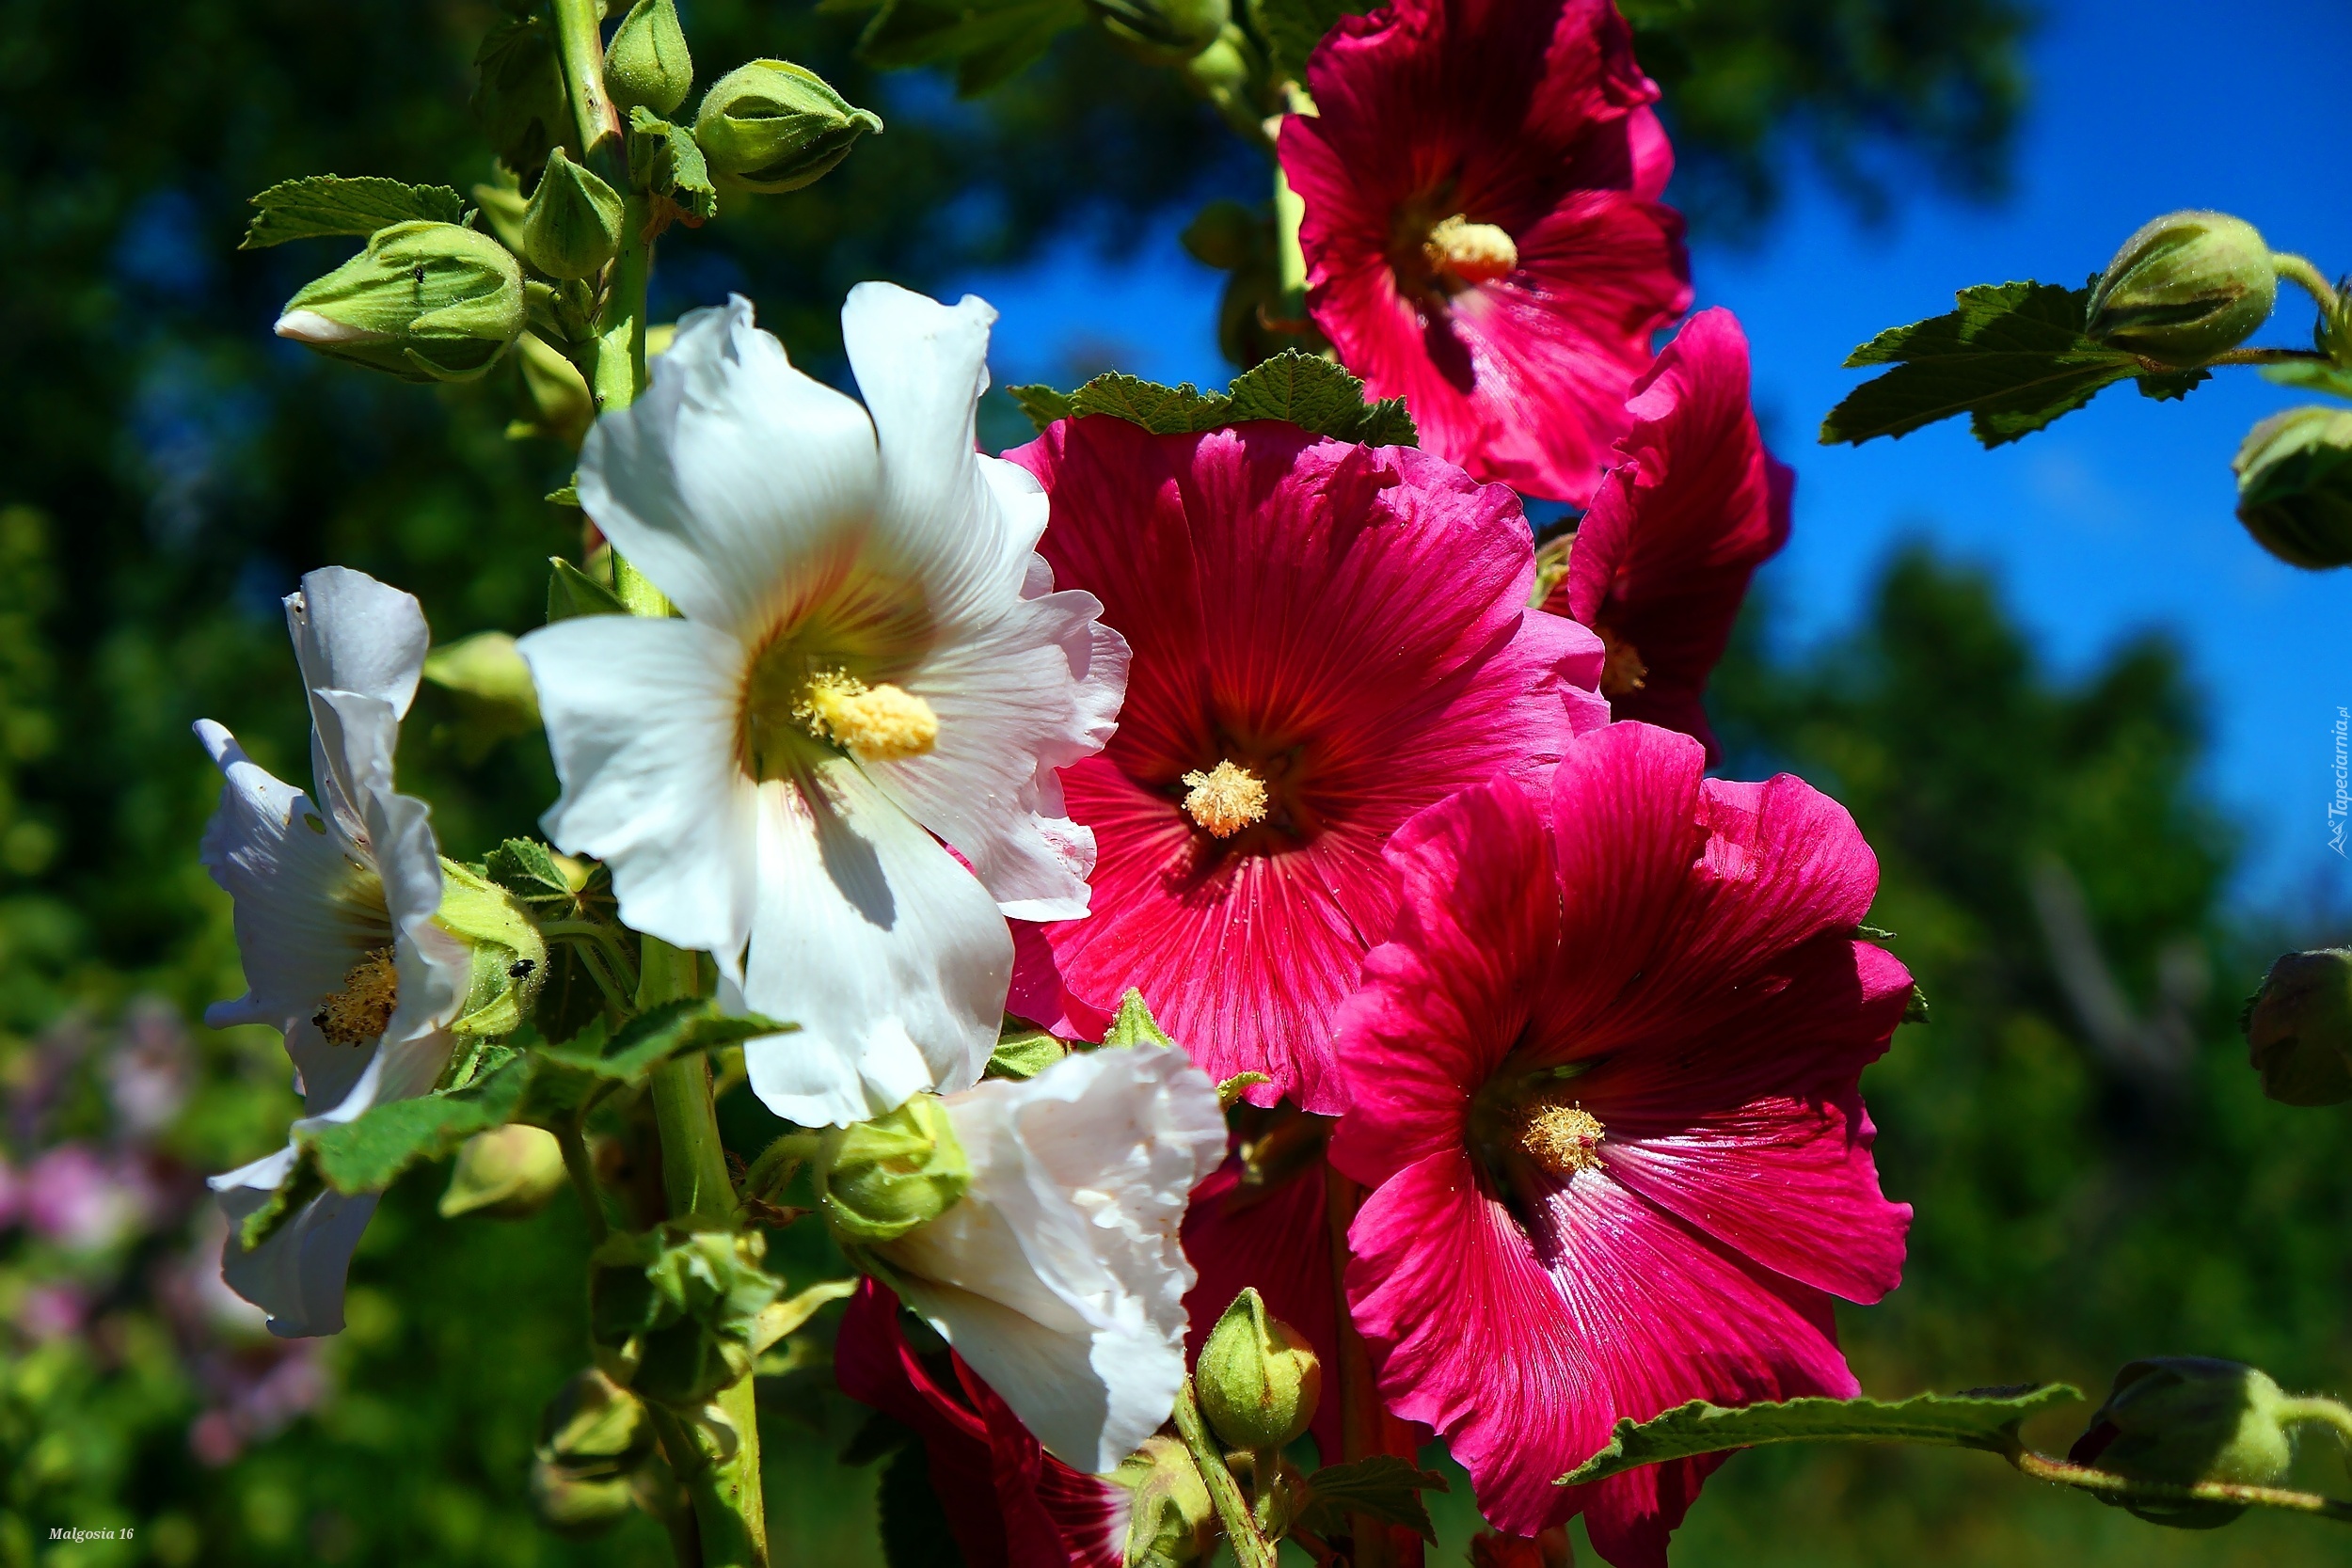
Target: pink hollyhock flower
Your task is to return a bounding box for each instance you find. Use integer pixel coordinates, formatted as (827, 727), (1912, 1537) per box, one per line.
(1279, 0), (1692, 504)
(1004, 418), (1607, 1112)
(1330, 722), (1912, 1564)
(1545, 308), (1791, 760)
(836, 1281), (1129, 1568)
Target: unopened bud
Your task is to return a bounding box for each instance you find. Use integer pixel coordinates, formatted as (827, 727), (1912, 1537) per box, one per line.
(522, 149), (624, 280)
(529, 1455), (637, 1537)
(474, 14), (571, 178)
(2087, 211), (2278, 369)
(818, 1095), (969, 1246)
(1086, 0), (1231, 64)
(606, 0), (694, 118)
(1115, 1435), (1217, 1566)
(2243, 946), (2352, 1103)
(2233, 407), (2352, 569)
(1195, 1287), (1320, 1450)
(433, 858), (549, 1037)
(1181, 198), (1263, 273)
(275, 222), (526, 384)
(692, 61), (882, 195)
(2068, 1357), (2296, 1528)
(538, 1368), (655, 1475)
(441, 1123), (567, 1219)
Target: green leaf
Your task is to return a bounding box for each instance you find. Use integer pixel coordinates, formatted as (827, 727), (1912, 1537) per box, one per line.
(1248, 0), (1374, 85)
(548, 556), (628, 621)
(1294, 1455), (1451, 1543)
(300, 1057), (532, 1195)
(1069, 372), (1231, 434)
(1102, 988), (1176, 1048)
(1560, 1386), (2081, 1486)
(539, 998), (796, 1086)
(987, 1022), (1066, 1080)
(630, 106), (718, 225)
(241, 175), (469, 249)
(484, 837), (575, 904)
(857, 0), (1088, 94)
(2262, 359), (2352, 401)
(2136, 368), (2211, 402)
(1227, 351), (1418, 445)
(546, 483), (580, 507)
(1005, 383), (1074, 430)
(1821, 281), (2155, 449)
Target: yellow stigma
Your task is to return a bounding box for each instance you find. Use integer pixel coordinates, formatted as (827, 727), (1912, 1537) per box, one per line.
(314, 945), (399, 1046)
(1423, 214), (1518, 287)
(1517, 1101), (1605, 1178)
(1597, 626), (1648, 699)
(1182, 760), (1268, 838)
(798, 673), (939, 762)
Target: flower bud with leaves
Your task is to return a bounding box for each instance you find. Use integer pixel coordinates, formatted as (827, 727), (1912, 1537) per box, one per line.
(1195, 1286), (1321, 1450)
(588, 1228), (783, 1408)
(2233, 406), (2352, 569)
(2086, 211), (2278, 369)
(473, 13), (571, 177)
(692, 61), (882, 194)
(605, 0), (694, 118)
(2068, 1357), (2299, 1527)
(2242, 946), (2352, 1103)
(433, 859), (548, 1037)
(521, 149), (624, 280)
(529, 1368), (656, 1537)
(274, 222), (526, 384)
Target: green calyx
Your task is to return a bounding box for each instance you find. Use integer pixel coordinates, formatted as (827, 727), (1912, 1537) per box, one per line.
(276, 221), (526, 383)
(1085, 0), (1231, 64)
(2233, 408), (2352, 570)
(1194, 1287), (1321, 1451)
(2087, 210), (2278, 369)
(2070, 1357), (2307, 1528)
(588, 1228), (783, 1408)
(1114, 1434), (1218, 1566)
(435, 857), (550, 1037)
(817, 1094), (969, 1246)
(692, 60), (882, 195)
(605, 0), (694, 118)
(529, 1369), (655, 1539)
(522, 149), (624, 280)
(2243, 945), (2352, 1101)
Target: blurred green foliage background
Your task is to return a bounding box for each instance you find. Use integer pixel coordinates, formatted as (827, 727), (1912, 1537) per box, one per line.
(12, 0), (2349, 1564)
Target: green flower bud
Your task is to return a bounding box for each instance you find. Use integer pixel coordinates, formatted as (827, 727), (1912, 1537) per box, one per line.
(2243, 946), (2352, 1103)
(1182, 198), (1263, 274)
(2068, 1357), (2296, 1528)
(433, 857), (549, 1037)
(606, 0), (694, 118)
(2087, 211), (2278, 369)
(2233, 406), (2352, 569)
(1113, 1435), (1216, 1566)
(529, 1455), (638, 1537)
(818, 1095), (969, 1246)
(1086, 0), (1231, 64)
(538, 1368), (655, 1477)
(692, 61), (883, 195)
(440, 1123), (568, 1220)
(275, 222), (527, 384)
(1194, 1287), (1321, 1451)
(473, 14), (571, 178)
(587, 1229), (782, 1406)
(521, 149), (624, 281)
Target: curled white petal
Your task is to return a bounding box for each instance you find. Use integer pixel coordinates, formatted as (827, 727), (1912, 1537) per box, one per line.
(209, 1147), (381, 1338)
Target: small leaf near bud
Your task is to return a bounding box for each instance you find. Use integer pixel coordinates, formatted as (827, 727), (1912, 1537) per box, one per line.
(1195, 1287), (1321, 1450)
(2233, 408), (2352, 570)
(817, 1095), (970, 1246)
(605, 0), (694, 118)
(473, 14), (571, 179)
(1114, 1434), (1217, 1566)
(1085, 0), (1231, 65)
(275, 221), (526, 384)
(2068, 1357), (2296, 1528)
(2242, 946), (2352, 1102)
(692, 61), (882, 195)
(521, 149), (624, 281)
(2087, 211), (2278, 369)
(440, 1123), (568, 1219)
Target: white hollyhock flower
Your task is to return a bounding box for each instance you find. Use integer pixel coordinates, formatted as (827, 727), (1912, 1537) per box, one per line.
(518, 284), (1129, 1128)
(196, 567), (468, 1336)
(879, 1043), (1225, 1473)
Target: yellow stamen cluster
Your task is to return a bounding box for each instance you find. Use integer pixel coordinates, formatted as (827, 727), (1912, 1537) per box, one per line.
(1423, 214), (1519, 287)
(1518, 1101), (1606, 1177)
(1182, 760), (1269, 838)
(314, 945), (399, 1045)
(799, 673), (940, 762)
(1597, 626), (1649, 699)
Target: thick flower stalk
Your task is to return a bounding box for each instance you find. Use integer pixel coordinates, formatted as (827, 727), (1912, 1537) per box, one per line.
(865, 1040), (1226, 1475)
(1279, 0), (1692, 504)
(1005, 417), (1607, 1112)
(196, 568), (469, 1336)
(1331, 722), (1913, 1563)
(519, 285), (1128, 1126)
(1548, 308), (1792, 759)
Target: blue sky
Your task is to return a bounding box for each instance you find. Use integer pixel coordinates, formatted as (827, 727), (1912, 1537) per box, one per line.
(948, 0), (2352, 910)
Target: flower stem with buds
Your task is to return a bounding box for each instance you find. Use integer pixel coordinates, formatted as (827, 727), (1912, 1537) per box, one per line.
(1173, 1379), (1280, 1568)
(551, 0), (625, 160)
(2009, 1448), (2352, 1522)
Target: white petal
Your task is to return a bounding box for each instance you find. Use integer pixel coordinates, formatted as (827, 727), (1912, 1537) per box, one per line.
(286, 566), (430, 719)
(738, 757), (1010, 1126)
(211, 1148), (381, 1338)
(881, 1044), (1227, 1471)
(520, 614), (762, 973)
(578, 295), (881, 639)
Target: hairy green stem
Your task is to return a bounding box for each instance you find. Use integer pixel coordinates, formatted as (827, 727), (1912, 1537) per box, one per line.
(2197, 346), (2334, 368)
(589, 196), (653, 415)
(2273, 251), (2341, 316)
(2010, 1449), (2352, 1521)
(551, 0), (623, 161)
(1173, 1380), (1280, 1568)
(2280, 1395), (2352, 1456)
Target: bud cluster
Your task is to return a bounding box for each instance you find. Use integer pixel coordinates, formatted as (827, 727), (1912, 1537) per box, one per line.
(588, 1227), (784, 1408)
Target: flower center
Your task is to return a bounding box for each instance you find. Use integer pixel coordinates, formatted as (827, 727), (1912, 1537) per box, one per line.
(1516, 1099), (1605, 1178)
(799, 672), (938, 762)
(741, 643), (938, 779)
(314, 945), (399, 1045)
(1182, 760), (1268, 838)
(1423, 214), (1518, 288)
(1597, 626), (1648, 699)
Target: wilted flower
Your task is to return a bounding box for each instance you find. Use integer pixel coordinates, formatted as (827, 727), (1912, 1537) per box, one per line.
(1332, 723), (1912, 1560)
(520, 287), (1127, 1127)
(196, 567), (469, 1336)
(1279, 0), (1691, 503)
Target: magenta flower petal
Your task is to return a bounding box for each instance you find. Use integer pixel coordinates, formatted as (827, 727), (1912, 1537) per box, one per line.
(1554, 309), (1792, 758)
(1007, 417), (1604, 1111)
(1282, 0), (1691, 503)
